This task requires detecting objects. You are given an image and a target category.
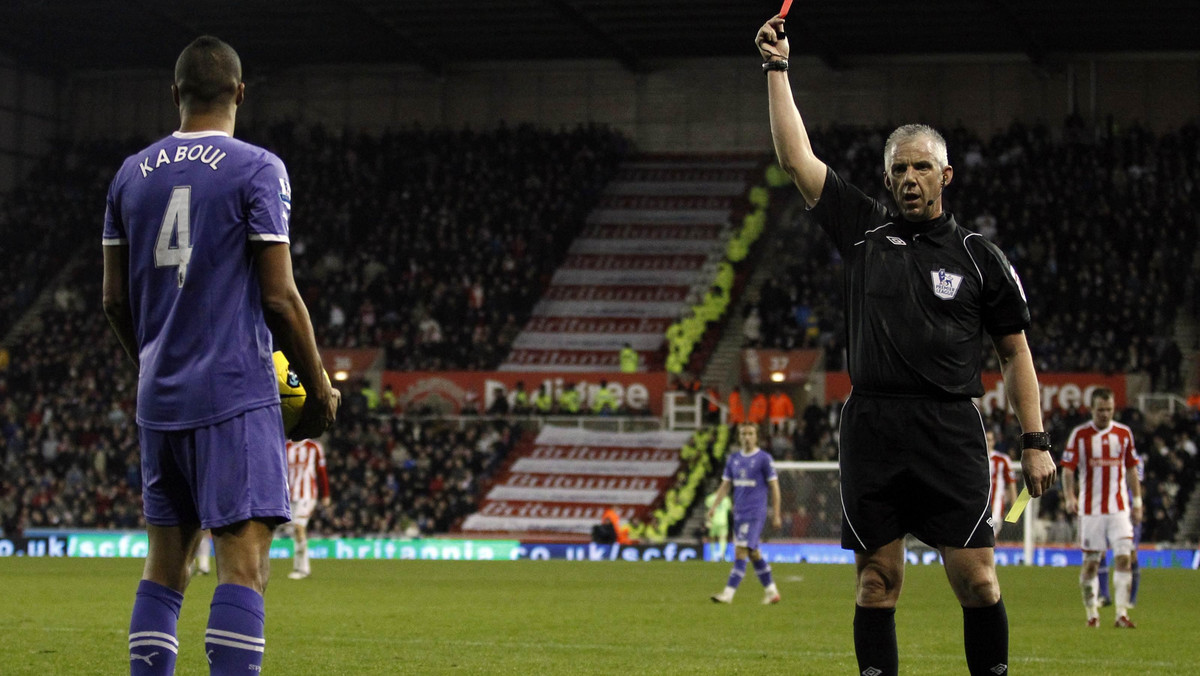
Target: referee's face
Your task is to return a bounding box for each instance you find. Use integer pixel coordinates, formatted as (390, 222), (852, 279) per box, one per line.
(885, 136), (951, 222)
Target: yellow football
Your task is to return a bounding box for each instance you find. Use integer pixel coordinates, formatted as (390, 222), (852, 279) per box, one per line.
(273, 351), (307, 434)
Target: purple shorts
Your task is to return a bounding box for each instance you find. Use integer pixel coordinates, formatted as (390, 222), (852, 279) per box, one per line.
(140, 405), (291, 530)
(732, 513), (766, 550)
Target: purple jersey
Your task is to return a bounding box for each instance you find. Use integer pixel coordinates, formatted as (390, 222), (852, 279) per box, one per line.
(103, 131), (291, 430)
(722, 448), (777, 518)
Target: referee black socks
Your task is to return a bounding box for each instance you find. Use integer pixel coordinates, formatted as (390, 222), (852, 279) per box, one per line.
(853, 605), (898, 676)
(963, 597), (1008, 675)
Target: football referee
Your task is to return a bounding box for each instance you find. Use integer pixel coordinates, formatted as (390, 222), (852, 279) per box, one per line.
(756, 13), (1057, 676)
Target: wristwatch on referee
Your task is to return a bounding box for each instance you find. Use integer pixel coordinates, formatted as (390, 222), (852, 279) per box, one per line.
(1020, 432), (1051, 451)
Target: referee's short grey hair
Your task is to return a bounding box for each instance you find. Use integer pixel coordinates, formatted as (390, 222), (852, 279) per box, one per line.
(884, 124), (949, 170)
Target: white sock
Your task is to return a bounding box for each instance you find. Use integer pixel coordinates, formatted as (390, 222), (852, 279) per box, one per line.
(1113, 570), (1132, 618)
(1081, 574), (1099, 619)
(765, 583), (778, 595)
(197, 537), (211, 572)
(295, 540), (308, 573)
(723, 586), (737, 599)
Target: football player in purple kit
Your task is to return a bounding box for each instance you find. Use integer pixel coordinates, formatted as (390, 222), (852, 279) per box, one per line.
(707, 422), (783, 604)
(102, 36), (340, 675)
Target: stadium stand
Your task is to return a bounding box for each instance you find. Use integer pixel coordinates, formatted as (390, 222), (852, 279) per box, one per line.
(303, 413), (521, 537)
(1, 119), (1198, 546)
(501, 154), (765, 373)
(460, 427), (693, 536)
(263, 122), (631, 370)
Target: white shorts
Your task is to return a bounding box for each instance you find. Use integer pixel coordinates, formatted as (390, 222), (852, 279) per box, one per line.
(291, 498), (316, 527)
(1079, 512), (1134, 553)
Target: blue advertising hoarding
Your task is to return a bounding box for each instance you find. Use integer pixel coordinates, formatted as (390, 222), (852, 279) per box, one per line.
(3, 531), (1197, 569)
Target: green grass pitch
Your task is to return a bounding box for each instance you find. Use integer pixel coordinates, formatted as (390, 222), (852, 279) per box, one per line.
(2, 558), (1199, 674)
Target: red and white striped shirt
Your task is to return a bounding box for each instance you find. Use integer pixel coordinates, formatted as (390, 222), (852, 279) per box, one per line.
(989, 450), (1017, 517)
(286, 439), (329, 502)
(1061, 421), (1139, 515)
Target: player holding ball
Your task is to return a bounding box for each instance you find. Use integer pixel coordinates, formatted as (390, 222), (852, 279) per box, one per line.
(102, 35), (340, 674)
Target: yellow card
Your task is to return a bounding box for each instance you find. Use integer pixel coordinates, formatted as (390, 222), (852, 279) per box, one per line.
(1004, 487), (1031, 523)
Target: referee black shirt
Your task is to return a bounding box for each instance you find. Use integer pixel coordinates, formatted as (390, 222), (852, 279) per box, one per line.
(813, 167), (1030, 399)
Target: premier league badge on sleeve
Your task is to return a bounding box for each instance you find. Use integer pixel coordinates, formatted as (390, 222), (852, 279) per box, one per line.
(931, 268), (963, 300)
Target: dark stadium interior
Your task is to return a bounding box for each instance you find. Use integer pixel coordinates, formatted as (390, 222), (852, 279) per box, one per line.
(2, 1), (1198, 74)
(1, 1), (1198, 572)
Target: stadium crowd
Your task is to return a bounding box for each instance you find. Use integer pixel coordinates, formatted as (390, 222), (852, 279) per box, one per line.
(1, 119), (1197, 547)
(299, 410), (522, 537)
(265, 121), (629, 370)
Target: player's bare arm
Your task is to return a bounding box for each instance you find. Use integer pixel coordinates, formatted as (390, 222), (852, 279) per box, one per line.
(253, 241), (340, 440)
(101, 244), (140, 370)
(993, 331), (1056, 496)
(1128, 467), (1143, 525)
(769, 478), (782, 529)
(1061, 468), (1079, 514)
(757, 14), (828, 207)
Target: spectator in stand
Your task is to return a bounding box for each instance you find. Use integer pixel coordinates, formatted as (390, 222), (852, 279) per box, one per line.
(728, 389), (746, 425)
(768, 389), (795, 435)
(485, 387), (510, 416)
(532, 384), (554, 416)
(510, 381), (532, 415)
(591, 380), (619, 416)
(558, 383), (582, 415)
(742, 306), (763, 348)
(380, 384), (399, 414)
(747, 391), (768, 426)
(620, 343), (639, 373)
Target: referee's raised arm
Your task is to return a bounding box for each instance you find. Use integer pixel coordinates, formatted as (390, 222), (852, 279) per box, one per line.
(756, 14), (827, 207)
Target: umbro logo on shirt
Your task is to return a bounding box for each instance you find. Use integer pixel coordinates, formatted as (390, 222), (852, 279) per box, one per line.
(886, 236), (907, 246)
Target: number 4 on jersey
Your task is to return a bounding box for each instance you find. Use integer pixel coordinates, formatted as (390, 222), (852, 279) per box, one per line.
(155, 185), (193, 288)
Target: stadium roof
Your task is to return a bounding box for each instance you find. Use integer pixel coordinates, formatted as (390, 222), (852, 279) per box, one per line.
(2, 0), (1197, 77)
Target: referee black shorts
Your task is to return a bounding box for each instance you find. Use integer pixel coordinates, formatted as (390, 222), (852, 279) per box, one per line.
(838, 393), (994, 551)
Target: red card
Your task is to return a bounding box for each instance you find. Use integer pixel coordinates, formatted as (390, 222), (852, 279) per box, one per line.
(780, 0), (793, 18)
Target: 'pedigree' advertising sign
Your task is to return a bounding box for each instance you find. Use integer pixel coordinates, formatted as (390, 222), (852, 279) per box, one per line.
(381, 371), (668, 415)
